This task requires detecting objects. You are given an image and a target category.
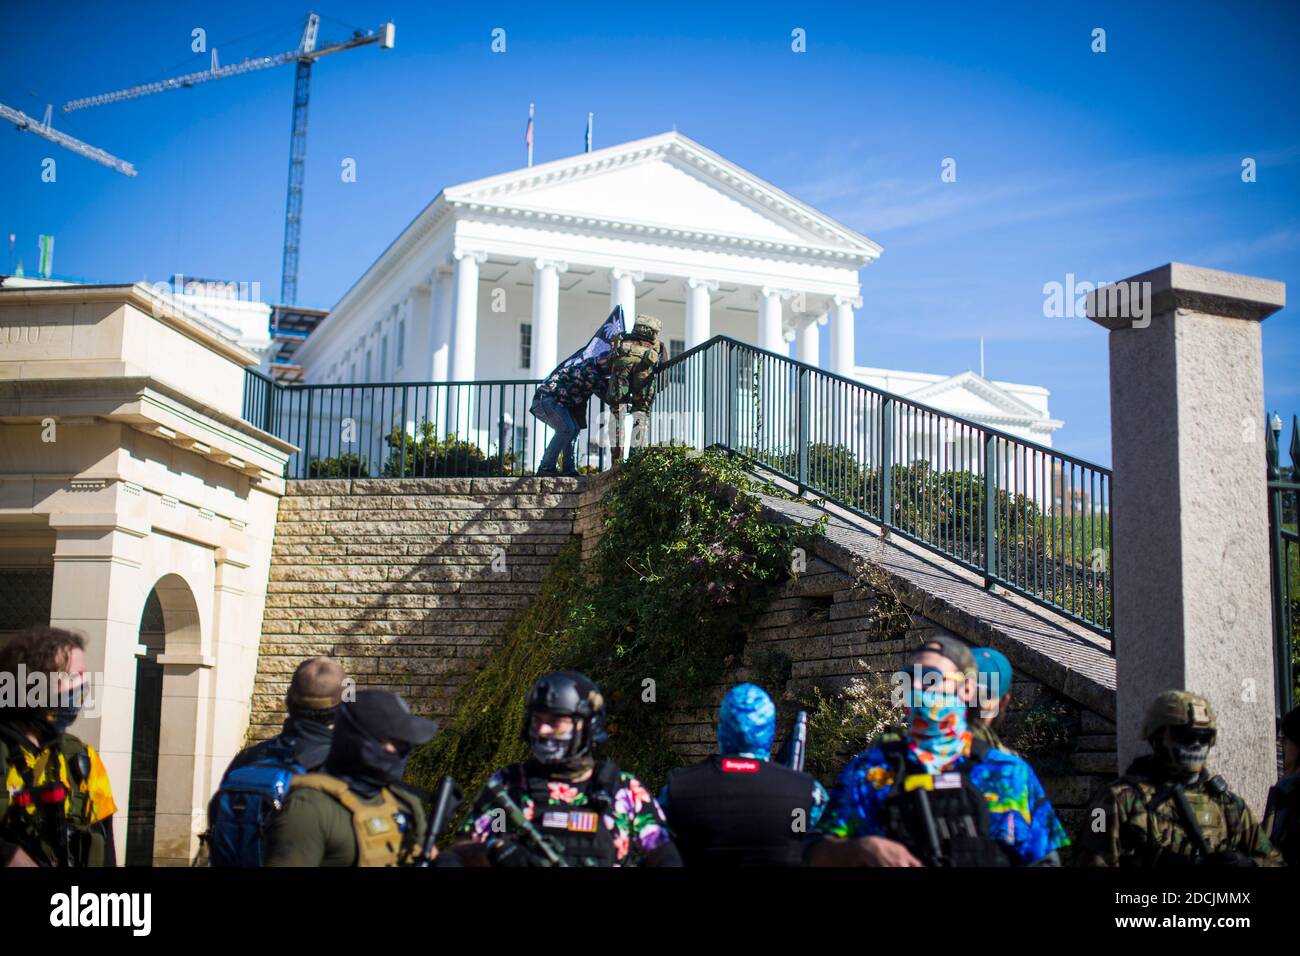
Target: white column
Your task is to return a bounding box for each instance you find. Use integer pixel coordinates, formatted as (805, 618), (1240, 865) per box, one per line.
(831, 295), (860, 375)
(758, 287), (787, 353)
(686, 277), (717, 348)
(450, 250), (485, 381)
(430, 264), (453, 382)
(610, 268), (642, 328)
(797, 313), (820, 365)
(530, 258), (568, 380)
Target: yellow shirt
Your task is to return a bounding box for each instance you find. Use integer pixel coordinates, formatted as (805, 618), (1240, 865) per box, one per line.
(3, 736), (117, 825)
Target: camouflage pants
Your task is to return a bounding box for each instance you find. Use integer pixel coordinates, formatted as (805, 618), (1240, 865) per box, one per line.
(607, 408), (649, 464)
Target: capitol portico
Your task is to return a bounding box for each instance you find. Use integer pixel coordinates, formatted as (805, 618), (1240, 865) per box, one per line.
(295, 132), (879, 386)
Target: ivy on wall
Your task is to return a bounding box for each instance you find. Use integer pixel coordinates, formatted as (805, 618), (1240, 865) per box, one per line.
(405, 446), (824, 803)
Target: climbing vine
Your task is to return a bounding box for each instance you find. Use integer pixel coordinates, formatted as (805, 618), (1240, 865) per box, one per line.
(405, 445), (824, 804)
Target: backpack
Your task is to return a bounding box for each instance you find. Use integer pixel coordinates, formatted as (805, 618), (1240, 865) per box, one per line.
(205, 739), (304, 867)
(607, 336), (660, 410)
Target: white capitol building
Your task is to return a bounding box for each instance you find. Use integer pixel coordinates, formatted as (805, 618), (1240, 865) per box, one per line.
(292, 131), (1063, 448)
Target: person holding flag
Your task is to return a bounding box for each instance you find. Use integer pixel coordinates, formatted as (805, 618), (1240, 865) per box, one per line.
(529, 307), (625, 476)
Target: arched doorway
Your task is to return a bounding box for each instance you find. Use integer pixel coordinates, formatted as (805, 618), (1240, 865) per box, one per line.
(124, 573), (205, 866)
(125, 590), (165, 865)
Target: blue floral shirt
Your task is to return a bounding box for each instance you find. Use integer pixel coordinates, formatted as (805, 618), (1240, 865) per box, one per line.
(819, 743), (1070, 864)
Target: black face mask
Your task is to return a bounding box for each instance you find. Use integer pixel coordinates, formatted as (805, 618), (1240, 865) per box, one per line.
(3, 706), (77, 745)
(326, 708), (411, 790)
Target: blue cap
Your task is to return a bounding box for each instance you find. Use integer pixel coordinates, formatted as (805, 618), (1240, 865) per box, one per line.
(972, 648), (1013, 703)
(718, 684), (776, 758)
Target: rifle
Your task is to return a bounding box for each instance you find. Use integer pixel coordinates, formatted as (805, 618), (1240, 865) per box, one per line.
(911, 783), (948, 867)
(482, 778), (568, 867)
(776, 710), (809, 772)
(415, 775), (462, 868)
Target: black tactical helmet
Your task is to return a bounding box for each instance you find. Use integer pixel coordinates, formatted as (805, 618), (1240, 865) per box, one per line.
(519, 670), (609, 757)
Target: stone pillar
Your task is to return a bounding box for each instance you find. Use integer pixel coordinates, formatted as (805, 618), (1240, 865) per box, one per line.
(450, 251), (485, 381)
(758, 287), (786, 353)
(686, 277), (717, 348)
(448, 250), (485, 436)
(610, 268), (642, 328)
(47, 513), (147, 863)
(797, 313), (820, 366)
(430, 264), (453, 383)
(831, 295), (859, 375)
(530, 258), (568, 380)
(1087, 262), (1285, 812)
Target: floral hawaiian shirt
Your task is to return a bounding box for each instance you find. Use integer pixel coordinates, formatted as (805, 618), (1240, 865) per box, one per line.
(535, 353), (611, 409)
(818, 742), (1070, 864)
(464, 762), (674, 865)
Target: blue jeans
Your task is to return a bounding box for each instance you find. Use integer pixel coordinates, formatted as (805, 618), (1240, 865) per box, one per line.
(531, 394), (580, 473)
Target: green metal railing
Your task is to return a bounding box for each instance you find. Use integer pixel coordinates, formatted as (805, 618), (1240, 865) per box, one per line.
(648, 337), (1114, 638)
(241, 367), (611, 478)
(241, 335), (1114, 638)
(1267, 414), (1299, 719)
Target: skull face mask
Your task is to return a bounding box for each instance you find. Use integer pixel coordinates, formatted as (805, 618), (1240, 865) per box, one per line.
(1156, 726), (1215, 781)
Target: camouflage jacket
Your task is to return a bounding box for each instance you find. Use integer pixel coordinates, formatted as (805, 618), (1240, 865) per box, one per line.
(606, 336), (660, 413)
(1075, 756), (1282, 867)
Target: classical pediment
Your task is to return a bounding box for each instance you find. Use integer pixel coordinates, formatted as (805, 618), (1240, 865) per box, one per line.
(444, 132), (880, 260)
(907, 371), (1046, 421)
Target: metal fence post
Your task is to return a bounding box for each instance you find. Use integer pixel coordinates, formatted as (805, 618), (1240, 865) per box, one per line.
(880, 397), (893, 530)
(983, 431), (996, 587)
(702, 347), (713, 449)
(797, 367), (810, 493)
(727, 344), (738, 451)
(303, 387), (314, 481)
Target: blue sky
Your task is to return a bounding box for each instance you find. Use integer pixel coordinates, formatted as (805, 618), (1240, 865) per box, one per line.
(2, 0), (1297, 465)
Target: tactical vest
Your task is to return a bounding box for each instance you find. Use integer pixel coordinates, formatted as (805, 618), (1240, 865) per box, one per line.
(1119, 772), (1247, 865)
(663, 754), (813, 867)
(507, 761), (621, 867)
(290, 774), (418, 867)
(608, 338), (659, 407)
(878, 739), (1014, 867)
(0, 725), (109, 867)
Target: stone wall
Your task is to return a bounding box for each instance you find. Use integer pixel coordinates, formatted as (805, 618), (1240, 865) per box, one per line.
(250, 476), (579, 741)
(255, 468), (1116, 836)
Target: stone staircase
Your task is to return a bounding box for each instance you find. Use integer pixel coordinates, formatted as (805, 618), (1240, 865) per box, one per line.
(250, 477), (579, 741)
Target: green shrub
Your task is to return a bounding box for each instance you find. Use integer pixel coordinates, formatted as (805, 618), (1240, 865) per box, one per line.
(800, 672), (906, 787)
(381, 423), (513, 477)
(307, 453), (370, 479)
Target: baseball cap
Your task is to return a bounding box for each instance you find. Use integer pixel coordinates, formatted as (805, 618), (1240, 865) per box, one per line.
(343, 690), (438, 746)
(917, 634), (977, 676)
(972, 647), (1013, 701)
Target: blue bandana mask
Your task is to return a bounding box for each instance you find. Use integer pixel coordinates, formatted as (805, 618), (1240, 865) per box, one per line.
(903, 668), (971, 772)
(717, 684), (776, 758)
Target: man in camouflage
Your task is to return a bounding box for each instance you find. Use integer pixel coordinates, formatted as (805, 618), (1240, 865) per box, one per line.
(1075, 690), (1282, 867)
(605, 315), (662, 465)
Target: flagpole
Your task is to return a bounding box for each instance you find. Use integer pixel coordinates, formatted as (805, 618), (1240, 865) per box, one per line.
(527, 103), (534, 168)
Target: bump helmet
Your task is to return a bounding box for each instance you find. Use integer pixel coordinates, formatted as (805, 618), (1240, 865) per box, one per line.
(1142, 689), (1217, 744)
(519, 670), (609, 757)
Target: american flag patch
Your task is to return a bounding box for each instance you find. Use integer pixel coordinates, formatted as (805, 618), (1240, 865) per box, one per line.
(567, 811), (598, 832)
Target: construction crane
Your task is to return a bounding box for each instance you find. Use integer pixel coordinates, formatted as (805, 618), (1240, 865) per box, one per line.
(1, 102), (137, 176)
(63, 13), (395, 305)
